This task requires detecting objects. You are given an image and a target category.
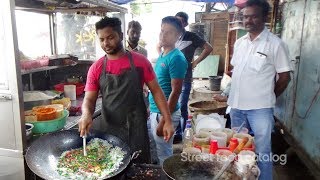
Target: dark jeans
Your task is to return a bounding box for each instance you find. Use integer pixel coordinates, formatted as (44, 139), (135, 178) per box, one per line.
(175, 81), (192, 136)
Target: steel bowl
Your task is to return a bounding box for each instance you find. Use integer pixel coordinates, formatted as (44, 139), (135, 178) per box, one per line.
(25, 123), (34, 141)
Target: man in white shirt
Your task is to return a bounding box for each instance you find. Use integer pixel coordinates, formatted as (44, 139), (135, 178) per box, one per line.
(227, 1), (291, 179)
(126, 20), (148, 57)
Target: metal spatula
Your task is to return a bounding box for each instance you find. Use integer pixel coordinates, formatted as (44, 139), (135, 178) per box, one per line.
(213, 153), (236, 180)
(83, 134), (87, 156)
(237, 121), (246, 133)
(214, 136), (249, 179)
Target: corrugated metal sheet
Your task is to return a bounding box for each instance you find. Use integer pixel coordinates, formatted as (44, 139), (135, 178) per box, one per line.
(292, 0), (320, 167)
(275, 0), (320, 171)
(275, 0), (306, 132)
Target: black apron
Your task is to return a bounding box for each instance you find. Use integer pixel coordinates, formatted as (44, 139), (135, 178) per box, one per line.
(92, 51), (150, 163)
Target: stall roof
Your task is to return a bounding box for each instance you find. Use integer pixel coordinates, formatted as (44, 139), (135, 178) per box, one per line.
(15, 0), (128, 13)
(15, 0), (233, 13)
(109, 0), (234, 5)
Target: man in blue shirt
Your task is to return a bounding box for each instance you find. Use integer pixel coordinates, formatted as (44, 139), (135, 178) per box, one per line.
(149, 16), (187, 164)
(174, 12), (213, 143)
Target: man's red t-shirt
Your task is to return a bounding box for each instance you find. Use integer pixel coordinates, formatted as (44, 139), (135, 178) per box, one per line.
(85, 52), (155, 91)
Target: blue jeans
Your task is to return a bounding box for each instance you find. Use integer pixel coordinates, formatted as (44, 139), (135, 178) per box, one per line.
(147, 118), (158, 164)
(230, 108), (274, 180)
(150, 110), (181, 165)
(176, 81), (192, 136)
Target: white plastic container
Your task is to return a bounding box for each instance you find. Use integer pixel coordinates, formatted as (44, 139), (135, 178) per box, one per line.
(216, 149), (233, 163)
(238, 150), (256, 165)
(233, 133), (253, 148)
(215, 128), (234, 145)
(235, 150), (257, 174)
(232, 126), (249, 134)
(64, 85), (76, 100)
(210, 131), (227, 148)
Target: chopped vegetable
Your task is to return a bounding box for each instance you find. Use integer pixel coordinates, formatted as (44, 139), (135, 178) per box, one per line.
(57, 138), (126, 180)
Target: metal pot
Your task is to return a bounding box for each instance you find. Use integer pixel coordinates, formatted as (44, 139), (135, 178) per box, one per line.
(25, 123), (34, 141)
(189, 100), (227, 115)
(162, 154), (260, 180)
(24, 99), (51, 111)
(23, 91), (58, 110)
(66, 75), (83, 83)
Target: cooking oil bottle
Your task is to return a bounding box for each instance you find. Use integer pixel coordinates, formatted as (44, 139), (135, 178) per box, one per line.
(183, 119), (194, 150)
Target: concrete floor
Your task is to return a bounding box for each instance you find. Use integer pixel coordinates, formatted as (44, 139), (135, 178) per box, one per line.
(271, 129), (317, 180)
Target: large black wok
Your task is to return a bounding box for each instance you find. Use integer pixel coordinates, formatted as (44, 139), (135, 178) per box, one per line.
(162, 154), (259, 180)
(25, 129), (137, 180)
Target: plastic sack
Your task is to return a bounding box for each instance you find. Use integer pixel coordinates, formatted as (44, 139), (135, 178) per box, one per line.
(195, 113), (226, 133)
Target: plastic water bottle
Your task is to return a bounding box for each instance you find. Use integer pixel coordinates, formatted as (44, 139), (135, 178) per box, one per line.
(183, 120), (194, 150)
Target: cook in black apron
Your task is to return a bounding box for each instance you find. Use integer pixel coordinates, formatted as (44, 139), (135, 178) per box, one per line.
(92, 51), (150, 163)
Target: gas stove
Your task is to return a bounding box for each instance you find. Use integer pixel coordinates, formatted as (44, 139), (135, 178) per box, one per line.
(26, 163), (168, 180)
(124, 163), (167, 179)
